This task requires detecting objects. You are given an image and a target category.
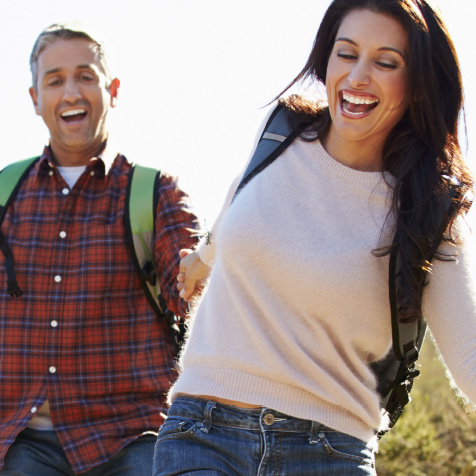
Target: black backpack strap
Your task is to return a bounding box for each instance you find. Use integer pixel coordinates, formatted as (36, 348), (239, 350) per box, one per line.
(124, 165), (183, 352)
(0, 157), (40, 297)
(388, 251), (425, 364)
(376, 181), (466, 437)
(391, 183), (463, 362)
(233, 104), (309, 200)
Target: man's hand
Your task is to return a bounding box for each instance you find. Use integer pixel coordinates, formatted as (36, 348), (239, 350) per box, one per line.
(177, 249), (211, 302)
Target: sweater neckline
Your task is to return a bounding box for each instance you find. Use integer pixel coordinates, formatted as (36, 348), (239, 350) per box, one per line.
(310, 140), (394, 186)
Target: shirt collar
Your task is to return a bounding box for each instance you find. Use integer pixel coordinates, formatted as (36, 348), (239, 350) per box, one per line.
(92, 137), (121, 176)
(36, 138), (122, 179)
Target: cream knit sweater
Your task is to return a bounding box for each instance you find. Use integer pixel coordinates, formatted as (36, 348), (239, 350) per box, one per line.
(171, 123), (476, 444)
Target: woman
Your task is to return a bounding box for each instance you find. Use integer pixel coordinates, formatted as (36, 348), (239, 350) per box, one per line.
(154, 1), (475, 474)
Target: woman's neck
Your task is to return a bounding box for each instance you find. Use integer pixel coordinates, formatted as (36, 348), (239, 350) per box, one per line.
(321, 128), (384, 172)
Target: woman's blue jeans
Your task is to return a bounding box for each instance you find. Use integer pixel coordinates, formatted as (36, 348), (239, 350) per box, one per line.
(153, 396), (376, 476)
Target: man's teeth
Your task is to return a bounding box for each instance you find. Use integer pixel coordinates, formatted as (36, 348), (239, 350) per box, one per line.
(342, 92), (378, 105)
(61, 109), (86, 117)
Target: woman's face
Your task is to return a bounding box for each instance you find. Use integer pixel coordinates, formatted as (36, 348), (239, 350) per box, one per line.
(325, 9), (409, 159)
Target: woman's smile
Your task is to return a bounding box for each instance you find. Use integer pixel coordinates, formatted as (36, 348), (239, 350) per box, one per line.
(324, 9), (409, 169)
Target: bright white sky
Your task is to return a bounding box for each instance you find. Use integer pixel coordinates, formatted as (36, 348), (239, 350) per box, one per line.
(0, 0), (474, 224)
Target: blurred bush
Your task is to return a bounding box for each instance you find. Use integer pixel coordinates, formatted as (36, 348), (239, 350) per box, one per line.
(376, 338), (476, 475)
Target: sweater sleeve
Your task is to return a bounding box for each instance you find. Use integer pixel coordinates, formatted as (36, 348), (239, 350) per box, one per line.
(197, 106), (276, 267)
(422, 208), (476, 405)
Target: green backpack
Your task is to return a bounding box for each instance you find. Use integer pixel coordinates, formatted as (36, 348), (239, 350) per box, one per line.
(0, 157), (183, 350)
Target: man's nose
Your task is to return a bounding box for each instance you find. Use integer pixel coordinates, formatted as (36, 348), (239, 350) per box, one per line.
(62, 78), (82, 102)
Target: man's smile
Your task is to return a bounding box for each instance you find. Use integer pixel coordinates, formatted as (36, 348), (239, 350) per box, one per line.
(60, 108), (87, 123)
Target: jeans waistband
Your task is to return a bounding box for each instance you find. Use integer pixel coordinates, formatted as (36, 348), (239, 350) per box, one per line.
(169, 396), (334, 436)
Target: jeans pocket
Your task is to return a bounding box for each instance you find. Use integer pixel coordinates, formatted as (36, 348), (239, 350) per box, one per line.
(319, 432), (375, 468)
(156, 417), (200, 443)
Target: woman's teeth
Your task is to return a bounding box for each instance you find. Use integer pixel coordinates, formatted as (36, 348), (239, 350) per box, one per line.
(341, 92), (379, 116)
(342, 92), (378, 105)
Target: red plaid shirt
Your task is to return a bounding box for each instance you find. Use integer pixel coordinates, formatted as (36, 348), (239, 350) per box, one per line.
(0, 146), (200, 473)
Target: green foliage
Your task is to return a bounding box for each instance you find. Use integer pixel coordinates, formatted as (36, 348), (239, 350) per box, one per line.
(377, 340), (476, 475)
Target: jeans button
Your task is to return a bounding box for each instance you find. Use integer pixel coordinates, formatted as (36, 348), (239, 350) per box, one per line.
(263, 413), (275, 425)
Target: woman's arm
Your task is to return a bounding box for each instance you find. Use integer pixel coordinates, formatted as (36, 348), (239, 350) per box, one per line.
(177, 105), (277, 302)
(423, 210), (476, 404)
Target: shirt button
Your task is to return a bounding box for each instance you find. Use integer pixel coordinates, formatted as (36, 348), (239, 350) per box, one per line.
(31, 406), (38, 413)
(49, 366), (56, 374)
(54, 275), (62, 283)
(51, 320), (58, 328)
(59, 231), (67, 239)
(49, 170), (54, 176)
(90, 171), (95, 176)
(62, 188), (69, 195)
(263, 414), (275, 426)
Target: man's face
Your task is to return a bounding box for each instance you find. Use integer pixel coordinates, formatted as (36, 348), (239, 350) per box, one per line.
(29, 38), (120, 165)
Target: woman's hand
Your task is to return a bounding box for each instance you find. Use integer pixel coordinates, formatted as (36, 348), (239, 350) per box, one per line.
(177, 249), (211, 302)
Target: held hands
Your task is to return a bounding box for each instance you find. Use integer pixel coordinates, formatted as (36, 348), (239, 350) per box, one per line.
(177, 249), (211, 302)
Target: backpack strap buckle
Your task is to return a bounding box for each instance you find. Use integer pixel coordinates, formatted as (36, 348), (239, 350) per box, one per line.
(141, 260), (157, 286)
(402, 343), (420, 366)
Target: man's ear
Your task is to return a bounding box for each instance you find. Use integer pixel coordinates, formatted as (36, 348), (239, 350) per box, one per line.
(108, 78), (120, 108)
(29, 87), (41, 116)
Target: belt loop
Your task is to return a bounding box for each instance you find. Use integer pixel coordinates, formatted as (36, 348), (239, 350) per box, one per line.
(309, 421), (319, 445)
(200, 401), (216, 433)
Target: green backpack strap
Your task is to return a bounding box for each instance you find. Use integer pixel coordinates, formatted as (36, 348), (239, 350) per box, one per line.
(125, 164), (183, 351)
(0, 157), (40, 213)
(0, 156), (40, 297)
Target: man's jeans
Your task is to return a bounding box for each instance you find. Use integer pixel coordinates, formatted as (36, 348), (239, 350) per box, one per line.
(153, 396), (376, 476)
(0, 428), (156, 476)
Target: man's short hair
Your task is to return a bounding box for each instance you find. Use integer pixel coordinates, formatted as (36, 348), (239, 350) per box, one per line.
(30, 23), (113, 91)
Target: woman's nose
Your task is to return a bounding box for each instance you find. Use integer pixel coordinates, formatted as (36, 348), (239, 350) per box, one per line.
(347, 60), (371, 88)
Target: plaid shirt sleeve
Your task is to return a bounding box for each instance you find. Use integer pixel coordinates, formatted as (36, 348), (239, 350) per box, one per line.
(154, 173), (202, 318)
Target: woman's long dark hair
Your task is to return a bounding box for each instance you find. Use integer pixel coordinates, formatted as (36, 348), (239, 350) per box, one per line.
(280, 0), (473, 323)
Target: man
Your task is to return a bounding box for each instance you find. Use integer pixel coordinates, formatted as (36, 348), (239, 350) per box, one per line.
(0, 24), (200, 475)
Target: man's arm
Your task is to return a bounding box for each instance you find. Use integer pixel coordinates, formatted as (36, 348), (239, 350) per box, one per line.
(153, 173), (201, 317)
